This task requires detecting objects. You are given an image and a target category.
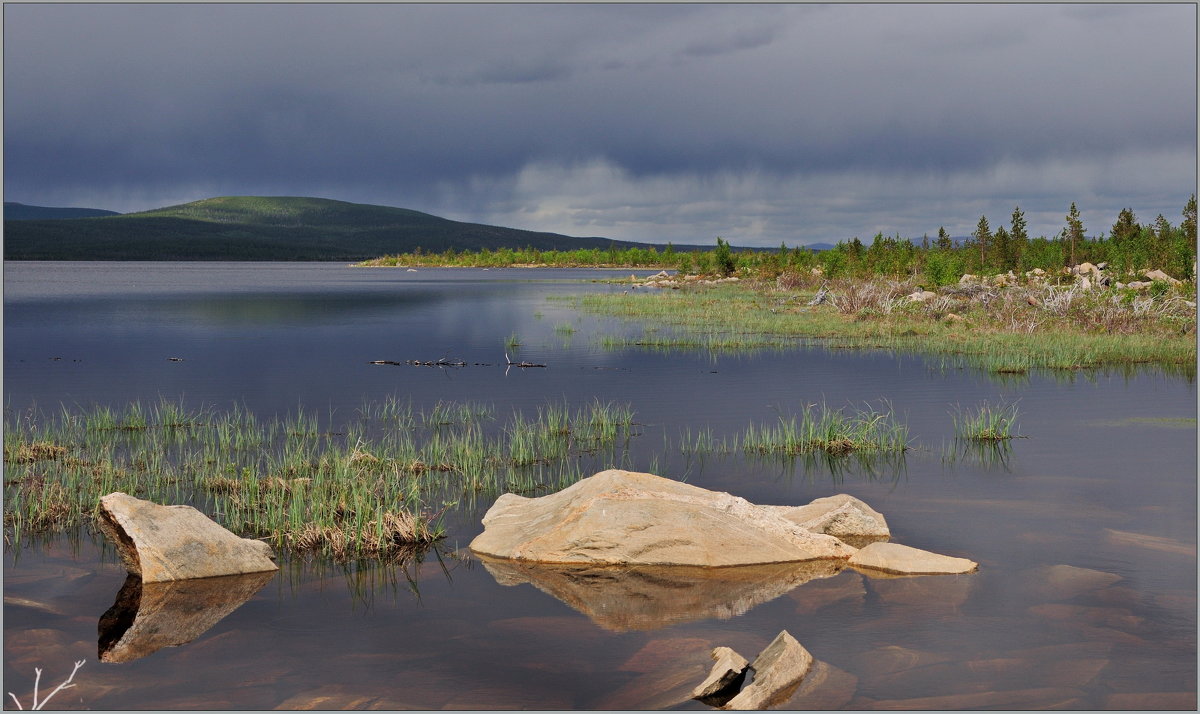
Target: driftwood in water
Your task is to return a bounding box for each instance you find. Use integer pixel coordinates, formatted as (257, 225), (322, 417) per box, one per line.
(505, 352), (546, 368)
(369, 358), (476, 367)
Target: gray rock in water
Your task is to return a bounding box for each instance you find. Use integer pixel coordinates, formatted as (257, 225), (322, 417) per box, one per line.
(724, 630), (814, 709)
(97, 492), (278, 582)
(468, 469), (856, 567)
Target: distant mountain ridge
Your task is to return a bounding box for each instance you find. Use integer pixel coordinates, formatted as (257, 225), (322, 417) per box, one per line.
(4, 195), (713, 261)
(5, 201), (120, 220)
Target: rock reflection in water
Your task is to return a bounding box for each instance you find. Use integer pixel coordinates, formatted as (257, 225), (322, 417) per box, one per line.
(478, 556), (843, 631)
(97, 570), (275, 663)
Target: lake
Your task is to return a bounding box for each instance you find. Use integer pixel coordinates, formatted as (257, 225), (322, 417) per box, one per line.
(4, 261), (1196, 709)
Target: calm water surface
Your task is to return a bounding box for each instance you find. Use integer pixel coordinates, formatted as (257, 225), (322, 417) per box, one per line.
(4, 262), (1196, 709)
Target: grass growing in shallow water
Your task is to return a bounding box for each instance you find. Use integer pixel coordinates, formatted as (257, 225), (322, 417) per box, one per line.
(3, 398), (637, 560)
(952, 402), (1021, 441)
(742, 403), (909, 456)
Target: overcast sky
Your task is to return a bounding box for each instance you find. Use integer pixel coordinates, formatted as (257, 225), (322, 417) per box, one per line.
(4, 3), (1196, 246)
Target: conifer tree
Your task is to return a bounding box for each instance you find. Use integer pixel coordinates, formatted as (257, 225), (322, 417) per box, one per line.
(1183, 194), (1197, 245)
(972, 215), (992, 271)
(1110, 208), (1139, 245)
(1065, 202), (1084, 267)
(936, 226), (953, 251)
(1010, 206), (1028, 271)
(1153, 214), (1172, 238)
(993, 226), (1011, 272)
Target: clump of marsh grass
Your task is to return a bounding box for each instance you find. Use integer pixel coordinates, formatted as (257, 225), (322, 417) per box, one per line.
(3, 440), (67, 464)
(288, 507), (443, 561)
(952, 401), (1021, 441)
(742, 402), (909, 456)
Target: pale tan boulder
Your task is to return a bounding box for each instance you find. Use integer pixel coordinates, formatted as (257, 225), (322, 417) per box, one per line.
(848, 542), (978, 575)
(97, 492), (278, 582)
(1143, 269), (1181, 285)
(468, 470), (856, 567)
(724, 630), (814, 710)
(691, 646), (750, 700)
(907, 290), (937, 302)
(773, 494), (890, 544)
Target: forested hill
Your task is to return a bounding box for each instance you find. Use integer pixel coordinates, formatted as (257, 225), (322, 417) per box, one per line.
(4, 202), (120, 220)
(3, 195), (673, 260)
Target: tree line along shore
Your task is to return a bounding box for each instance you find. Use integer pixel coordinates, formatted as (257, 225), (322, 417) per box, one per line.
(358, 197), (1197, 287)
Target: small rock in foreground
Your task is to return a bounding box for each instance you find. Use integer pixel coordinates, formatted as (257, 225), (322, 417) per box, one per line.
(724, 630), (814, 710)
(691, 646), (750, 702)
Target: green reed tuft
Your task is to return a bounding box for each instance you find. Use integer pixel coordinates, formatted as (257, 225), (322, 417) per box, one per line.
(952, 402), (1021, 441)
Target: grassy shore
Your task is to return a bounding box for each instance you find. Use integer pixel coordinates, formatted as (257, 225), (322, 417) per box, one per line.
(569, 273), (1196, 374)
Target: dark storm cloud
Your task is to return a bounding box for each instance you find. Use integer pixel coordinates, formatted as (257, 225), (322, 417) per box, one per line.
(3, 3), (1195, 245)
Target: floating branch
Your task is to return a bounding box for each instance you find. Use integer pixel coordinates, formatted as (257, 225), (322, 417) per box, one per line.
(369, 358), (480, 367)
(505, 351), (546, 368)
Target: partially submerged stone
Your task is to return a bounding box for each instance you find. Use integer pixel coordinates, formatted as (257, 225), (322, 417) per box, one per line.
(97, 492), (278, 582)
(691, 646), (750, 701)
(724, 630), (814, 710)
(468, 470), (855, 566)
(1018, 564), (1121, 602)
(849, 542), (978, 576)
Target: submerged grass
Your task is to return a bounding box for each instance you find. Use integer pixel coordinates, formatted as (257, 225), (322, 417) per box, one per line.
(3, 398), (637, 560)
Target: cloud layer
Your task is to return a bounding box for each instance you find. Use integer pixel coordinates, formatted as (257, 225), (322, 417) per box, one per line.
(5, 4), (1195, 245)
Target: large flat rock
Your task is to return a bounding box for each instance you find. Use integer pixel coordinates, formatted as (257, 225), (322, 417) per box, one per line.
(469, 470), (856, 566)
(849, 542), (978, 576)
(97, 492), (278, 582)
